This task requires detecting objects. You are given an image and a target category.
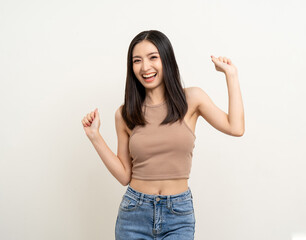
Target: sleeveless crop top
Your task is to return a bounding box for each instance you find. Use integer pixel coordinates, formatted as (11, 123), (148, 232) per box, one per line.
(129, 100), (196, 180)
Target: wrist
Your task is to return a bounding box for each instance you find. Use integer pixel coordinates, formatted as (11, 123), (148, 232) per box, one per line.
(225, 70), (238, 78)
(88, 131), (101, 141)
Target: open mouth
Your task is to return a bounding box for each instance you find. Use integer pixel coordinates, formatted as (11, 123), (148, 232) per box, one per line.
(143, 73), (157, 81)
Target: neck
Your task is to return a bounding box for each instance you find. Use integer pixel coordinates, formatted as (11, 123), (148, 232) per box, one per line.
(144, 83), (166, 105)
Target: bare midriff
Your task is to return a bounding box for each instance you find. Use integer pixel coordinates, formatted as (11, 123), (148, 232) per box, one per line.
(129, 178), (189, 196)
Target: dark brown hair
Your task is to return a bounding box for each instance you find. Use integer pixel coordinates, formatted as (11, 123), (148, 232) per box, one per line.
(121, 30), (187, 130)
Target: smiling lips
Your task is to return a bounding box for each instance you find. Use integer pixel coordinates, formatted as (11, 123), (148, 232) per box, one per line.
(142, 72), (157, 78)
(142, 72), (157, 82)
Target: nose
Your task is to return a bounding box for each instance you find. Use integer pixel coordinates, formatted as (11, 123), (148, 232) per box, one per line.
(141, 58), (151, 72)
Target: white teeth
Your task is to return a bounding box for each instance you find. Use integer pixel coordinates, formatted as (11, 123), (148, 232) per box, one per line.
(143, 73), (156, 78)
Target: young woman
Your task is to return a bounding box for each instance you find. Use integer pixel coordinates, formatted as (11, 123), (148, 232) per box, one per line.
(81, 30), (244, 239)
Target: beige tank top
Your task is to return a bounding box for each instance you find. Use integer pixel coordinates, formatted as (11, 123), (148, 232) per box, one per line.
(129, 100), (196, 180)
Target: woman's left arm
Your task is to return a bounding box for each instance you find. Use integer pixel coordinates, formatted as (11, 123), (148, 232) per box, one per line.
(193, 56), (245, 137)
(224, 71), (245, 136)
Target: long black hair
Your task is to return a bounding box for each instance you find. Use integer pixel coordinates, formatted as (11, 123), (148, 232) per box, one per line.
(121, 30), (188, 130)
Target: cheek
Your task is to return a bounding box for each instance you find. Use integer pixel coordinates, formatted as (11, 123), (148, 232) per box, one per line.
(158, 66), (163, 75)
(133, 65), (139, 75)
(157, 62), (163, 72)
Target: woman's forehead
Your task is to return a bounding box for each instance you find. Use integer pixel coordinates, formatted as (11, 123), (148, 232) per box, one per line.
(133, 40), (159, 56)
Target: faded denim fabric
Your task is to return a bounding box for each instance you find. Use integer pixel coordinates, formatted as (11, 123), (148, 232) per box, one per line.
(115, 184), (196, 240)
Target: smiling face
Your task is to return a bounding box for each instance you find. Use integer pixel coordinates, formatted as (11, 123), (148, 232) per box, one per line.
(132, 40), (164, 88)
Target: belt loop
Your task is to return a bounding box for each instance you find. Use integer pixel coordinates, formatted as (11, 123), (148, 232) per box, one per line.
(139, 193), (144, 205)
(167, 195), (171, 208)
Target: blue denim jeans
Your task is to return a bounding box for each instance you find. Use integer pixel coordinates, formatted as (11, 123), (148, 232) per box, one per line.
(115, 184), (196, 240)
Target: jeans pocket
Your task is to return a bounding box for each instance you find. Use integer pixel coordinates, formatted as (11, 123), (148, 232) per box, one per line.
(169, 198), (194, 216)
(119, 195), (139, 212)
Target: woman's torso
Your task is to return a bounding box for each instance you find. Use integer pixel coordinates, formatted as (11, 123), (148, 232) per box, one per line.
(126, 89), (199, 195)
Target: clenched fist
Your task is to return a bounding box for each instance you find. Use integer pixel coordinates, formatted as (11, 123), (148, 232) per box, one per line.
(81, 108), (100, 139)
(211, 55), (238, 76)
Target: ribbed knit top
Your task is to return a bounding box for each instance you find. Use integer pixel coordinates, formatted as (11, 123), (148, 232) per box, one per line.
(129, 101), (196, 180)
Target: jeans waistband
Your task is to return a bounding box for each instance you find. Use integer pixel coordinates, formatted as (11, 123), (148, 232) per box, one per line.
(125, 184), (193, 204)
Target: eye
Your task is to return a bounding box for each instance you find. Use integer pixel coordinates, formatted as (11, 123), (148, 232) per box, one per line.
(133, 59), (140, 63)
(151, 56), (158, 59)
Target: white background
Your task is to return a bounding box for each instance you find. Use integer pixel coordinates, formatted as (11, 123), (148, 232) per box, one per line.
(0, 0), (305, 239)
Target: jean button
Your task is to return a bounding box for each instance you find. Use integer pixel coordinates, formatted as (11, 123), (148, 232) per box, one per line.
(156, 197), (160, 201)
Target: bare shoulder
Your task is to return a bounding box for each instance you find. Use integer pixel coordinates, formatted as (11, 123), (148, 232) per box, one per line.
(184, 86), (202, 116)
(184, 86), (204, 100)
(115, 104), (133, 135)
(115, 105), (123, 123)
(115, 104), (128, 133)
(115, 104), (123, 114)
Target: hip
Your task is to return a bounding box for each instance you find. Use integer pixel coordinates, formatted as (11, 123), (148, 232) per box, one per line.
(115, 184), (195, 239)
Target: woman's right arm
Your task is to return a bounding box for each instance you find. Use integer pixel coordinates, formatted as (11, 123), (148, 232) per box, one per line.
(81, 106), (132, 186)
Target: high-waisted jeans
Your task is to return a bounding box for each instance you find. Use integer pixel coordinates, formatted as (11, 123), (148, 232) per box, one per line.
(115, 184), (196, 240)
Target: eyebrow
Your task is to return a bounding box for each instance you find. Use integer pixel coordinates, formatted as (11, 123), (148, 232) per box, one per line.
(132, 52), (159, 58)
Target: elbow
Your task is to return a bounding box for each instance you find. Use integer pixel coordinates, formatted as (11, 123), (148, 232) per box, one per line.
(120, 175), (131, 186)
(120, 178), (129, 186)
(230, 127), (245, 137)
(118, 165), (132, 186)
(235, 128), (245, 137)
(121, 181), (129, 186)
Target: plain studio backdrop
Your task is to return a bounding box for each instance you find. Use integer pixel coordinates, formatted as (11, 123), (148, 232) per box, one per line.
(0, 0), (305, 239)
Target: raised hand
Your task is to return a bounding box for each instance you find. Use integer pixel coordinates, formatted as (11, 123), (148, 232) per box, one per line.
(81, 108), (100, 139)
(211, 55), (238, 76)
